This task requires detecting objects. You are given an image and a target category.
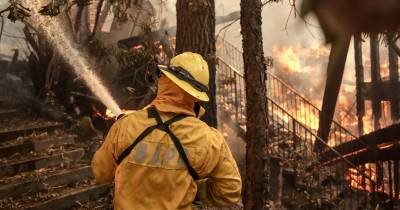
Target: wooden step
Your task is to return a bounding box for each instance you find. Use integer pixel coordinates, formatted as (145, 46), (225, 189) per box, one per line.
(0, 109), (19, 119)
(0, 123), (64, 143)
(23, 183), (111, 210)
(0, 135), (76, 159)
(71, 192), (113, 210)
(0, 165), (92, 199)
(0, 148), (85, 178)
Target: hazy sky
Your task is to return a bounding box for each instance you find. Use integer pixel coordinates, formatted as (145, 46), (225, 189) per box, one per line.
(0, 0), (27, 58)
(158, 0), (326, 55)
(0, 0), (326, 57)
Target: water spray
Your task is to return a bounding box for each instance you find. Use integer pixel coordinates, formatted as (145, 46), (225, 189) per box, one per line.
(23, 0), (122, 117)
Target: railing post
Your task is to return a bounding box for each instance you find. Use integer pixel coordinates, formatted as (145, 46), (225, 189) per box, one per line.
(234, 73), (239, 122)
(292, 119), (297, 172)
(389, 160), (394, 209)
(372, 182), (376, 208)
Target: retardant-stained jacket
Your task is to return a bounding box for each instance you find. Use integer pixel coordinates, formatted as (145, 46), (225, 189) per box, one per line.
(92, 75), (242, 210)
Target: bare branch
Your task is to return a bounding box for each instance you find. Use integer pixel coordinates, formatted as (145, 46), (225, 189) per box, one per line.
(23, 26), (39, 56)
(90, 0), (105, 39)
(387, 33), (400, 57)
(391, 43), (400, 57)
(262, 0), (276, 7)
(216, 0), (300, 41)
(64, 7), (76, 40)
(0, 16), (4, 45)
(216, 18), (239, 40)
(0, 1), (31, 22)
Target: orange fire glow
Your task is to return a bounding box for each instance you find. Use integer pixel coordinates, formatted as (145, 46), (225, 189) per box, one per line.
(270, 43), (399, 138)
(272, 44), (330, 74)
(92, 105), (133, 120)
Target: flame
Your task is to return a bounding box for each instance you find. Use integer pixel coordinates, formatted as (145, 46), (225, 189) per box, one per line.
(92, 105), (133, 120)
(271, 43), (390, 138)
(268, 41), (400, 199)
(277, 47), (302, 72)
(105, 109), (116, 119)
(381, 62), (390, 80)
(299, 105), (319, 130)
(272, 44), (330, 73)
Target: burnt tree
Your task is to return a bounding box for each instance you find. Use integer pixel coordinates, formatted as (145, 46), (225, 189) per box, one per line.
(175, 0), (217, 128)
(240, 0), (268, 209)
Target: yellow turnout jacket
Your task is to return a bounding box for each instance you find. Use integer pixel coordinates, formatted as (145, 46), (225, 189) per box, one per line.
(92, 76), (242, 210)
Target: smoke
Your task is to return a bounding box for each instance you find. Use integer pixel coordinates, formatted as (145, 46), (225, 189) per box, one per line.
(22, 0), (122, 117)
(219, 122), (246, 174)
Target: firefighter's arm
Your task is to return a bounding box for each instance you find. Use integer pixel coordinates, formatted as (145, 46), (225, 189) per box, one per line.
(197, 129), (242, 206)
(91, 120), (122, 183)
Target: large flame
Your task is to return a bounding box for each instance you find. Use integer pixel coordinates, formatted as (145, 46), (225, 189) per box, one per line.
(272, 43), (400, 197)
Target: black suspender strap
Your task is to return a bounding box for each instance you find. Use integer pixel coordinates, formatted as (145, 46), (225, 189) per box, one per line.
(116, 107), (200, 180)
(166, 122), (200, 180)
(116, 124), (158, 165)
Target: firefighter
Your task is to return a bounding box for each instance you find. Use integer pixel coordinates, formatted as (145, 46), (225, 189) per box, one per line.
(92, 52), (242, 210)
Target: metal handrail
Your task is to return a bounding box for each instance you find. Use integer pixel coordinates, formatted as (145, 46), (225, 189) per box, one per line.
(216, 56), (377, 202)
(267, 98), (375, 185)
(217, 56), (374, 184)
(266, 71), (320, 111)
(217, 38), (357, 148)
(217, 57), (244, 77)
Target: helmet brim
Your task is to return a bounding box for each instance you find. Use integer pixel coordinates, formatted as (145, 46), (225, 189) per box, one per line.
(158, 65), (209, 102)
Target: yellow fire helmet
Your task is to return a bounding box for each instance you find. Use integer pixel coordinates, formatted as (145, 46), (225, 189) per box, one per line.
(158, 52), (210, 101)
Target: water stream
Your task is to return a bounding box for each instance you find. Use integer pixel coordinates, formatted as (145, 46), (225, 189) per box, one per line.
(24, 0), (122, 116)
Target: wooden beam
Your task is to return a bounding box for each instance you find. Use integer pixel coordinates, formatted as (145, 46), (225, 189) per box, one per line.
(360, 81), (400, 101)
(389, 42), (400, 122)
(332, 145), (400, 165)
(395, 160), (399, 198)
(316, 36), (351, 150)
(320, 123), (400, 163)
(354, 33), (365, 136)
(370, 33), (382, 130)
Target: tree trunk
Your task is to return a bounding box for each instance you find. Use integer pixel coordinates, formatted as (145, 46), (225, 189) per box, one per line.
(240, 0), (268, 209)
(175, 0), (217, 128)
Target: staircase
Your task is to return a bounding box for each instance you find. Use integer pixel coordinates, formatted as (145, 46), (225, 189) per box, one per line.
(0, 109), (112, 209)
(217, 39), (357, 146)
(216, 39), (377, 209)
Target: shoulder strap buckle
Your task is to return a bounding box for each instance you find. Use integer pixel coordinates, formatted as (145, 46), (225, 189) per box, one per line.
(156, 123), (169, 132)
